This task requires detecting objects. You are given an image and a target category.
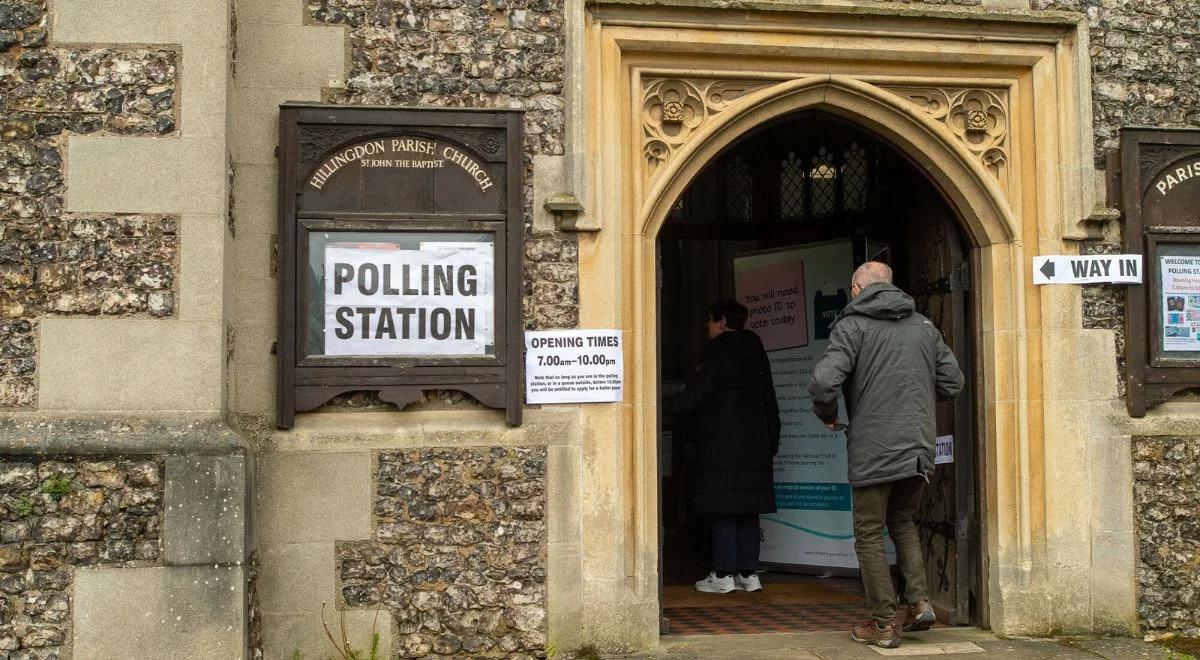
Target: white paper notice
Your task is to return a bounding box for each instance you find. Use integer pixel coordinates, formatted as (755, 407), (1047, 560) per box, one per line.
(525, 330), (623, 404)
(323, 245), (493, 356)
(1161, 256), (1200, 351)
(935, 435), (954, 465)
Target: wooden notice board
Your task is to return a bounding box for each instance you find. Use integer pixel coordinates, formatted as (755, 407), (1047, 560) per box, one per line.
(1118, 127), (1200, 415)
(277, 105), (524, 428)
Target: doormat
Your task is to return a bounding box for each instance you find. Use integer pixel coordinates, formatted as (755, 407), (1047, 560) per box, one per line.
(663, 603), (933, 636)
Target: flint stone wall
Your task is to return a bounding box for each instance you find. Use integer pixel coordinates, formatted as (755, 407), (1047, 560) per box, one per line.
(338, 447), (547, 658)
(0, 457), (163, 659)
(1133, 436), (1200, 635)
(0, 0), (181, 408)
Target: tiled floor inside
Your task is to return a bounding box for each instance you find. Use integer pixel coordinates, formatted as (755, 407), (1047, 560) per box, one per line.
(663, 573), (924, 636)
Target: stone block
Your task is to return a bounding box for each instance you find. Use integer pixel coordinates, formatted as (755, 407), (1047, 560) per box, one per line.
(231, 276), (275, 329)
(232, 322), (276, 364)
(231, 162), (278, 238)
(65, 137), (226, 215)
(180, 213), (227, 323)
(261, 610), (390, 660)
(232, 223), (275, 282)
(236, 0), (305, 25)
(547, 443), (581, 545)
(257, 542), (335, 614)
(164, 454), (246, 565)
(52, 0), (228, 47)
(232, 361), (275, 416)
(72, 565), (244, 659)
(39, 319), (222, 412)
(546, 543), (583, 651)
(230, 89), (320, 165)
(531, 154), (568, 232)
(180, 46), (230, 139)
(256, 452), (372, 544)
(235, 24), (345, 90)
(1089, 435), (1133, 534)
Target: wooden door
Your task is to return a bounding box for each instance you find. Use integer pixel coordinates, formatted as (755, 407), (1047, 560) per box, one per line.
(906, 204), (975, 625)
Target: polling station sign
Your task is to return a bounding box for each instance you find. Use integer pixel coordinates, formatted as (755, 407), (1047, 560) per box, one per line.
(525, 330), (624, 404)
(323, 244), (493, 356)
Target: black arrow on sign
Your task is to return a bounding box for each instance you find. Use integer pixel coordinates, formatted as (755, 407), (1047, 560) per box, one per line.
(1040, 260), (1055, 280)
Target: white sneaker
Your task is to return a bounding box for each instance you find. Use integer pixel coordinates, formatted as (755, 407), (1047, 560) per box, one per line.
(694, 571), (735, 593)
(735, 572), (763, 592)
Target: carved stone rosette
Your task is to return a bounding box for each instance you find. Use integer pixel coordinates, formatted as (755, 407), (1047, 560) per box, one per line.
(882, 86), (1011, 191)
(642, 78), (769, 184)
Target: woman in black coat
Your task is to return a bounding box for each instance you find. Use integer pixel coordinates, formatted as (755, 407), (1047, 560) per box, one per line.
(666, 299), (781, 594)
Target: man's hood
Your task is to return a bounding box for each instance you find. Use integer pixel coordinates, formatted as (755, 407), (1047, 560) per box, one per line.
(716, 328), (767, 358)
(838, 282), (915, 321)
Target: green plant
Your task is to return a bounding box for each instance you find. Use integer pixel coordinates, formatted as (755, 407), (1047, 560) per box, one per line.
(290, 651), (302, 660)
(12, 495), (34, 518)
(545, 641), (558, 658)
(321, 603), (381, 660)
(41, 478), (71, 499)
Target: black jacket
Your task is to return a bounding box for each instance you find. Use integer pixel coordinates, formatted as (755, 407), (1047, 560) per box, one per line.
(666, 330), (781, 515)
(808, 283), (964, 487)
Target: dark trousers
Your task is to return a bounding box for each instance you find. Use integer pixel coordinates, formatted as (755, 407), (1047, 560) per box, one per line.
(711, 514), (760, 574)
(851, 477), (928, 625)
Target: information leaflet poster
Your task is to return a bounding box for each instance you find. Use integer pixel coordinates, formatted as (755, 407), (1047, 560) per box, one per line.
(734, 240), (893, 571)
(1161, 256), (1200, 351)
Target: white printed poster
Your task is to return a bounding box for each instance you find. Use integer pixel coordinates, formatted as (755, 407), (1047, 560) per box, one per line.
(323, 244), (493, 356)
(525, 330), (624, 404)
(1161, 256), (1200, 351)
(735, 240), (893, 571)
(935, 435), (954, 465)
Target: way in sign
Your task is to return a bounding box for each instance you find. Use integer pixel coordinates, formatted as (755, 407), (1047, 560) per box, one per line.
(1032, 254), (1143, 285)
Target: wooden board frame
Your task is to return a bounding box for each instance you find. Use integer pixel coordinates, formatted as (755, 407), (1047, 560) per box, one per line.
(1119, 127), (1200, 416)
(277, 104), (524, 428)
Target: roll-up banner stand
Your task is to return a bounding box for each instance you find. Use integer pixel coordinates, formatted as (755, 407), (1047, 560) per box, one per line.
(733, 239), (895, 574)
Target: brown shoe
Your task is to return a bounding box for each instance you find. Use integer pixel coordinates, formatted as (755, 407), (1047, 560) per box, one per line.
(850, 620), (901, 648)
(903, 599), (936, 632)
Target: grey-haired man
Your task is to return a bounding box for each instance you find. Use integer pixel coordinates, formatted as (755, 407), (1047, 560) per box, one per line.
(808, 261), (964, 649)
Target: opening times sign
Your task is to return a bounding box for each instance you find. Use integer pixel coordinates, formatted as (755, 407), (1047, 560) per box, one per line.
(525, 330), (624, 404)
(323, 244), (493, 356)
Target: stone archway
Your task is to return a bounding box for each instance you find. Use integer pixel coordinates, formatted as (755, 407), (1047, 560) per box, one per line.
(571, 4), (1128, 650)
(640, 75), (1017, 245)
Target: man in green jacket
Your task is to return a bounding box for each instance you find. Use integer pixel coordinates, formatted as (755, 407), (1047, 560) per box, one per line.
(808, 261), (964, 649)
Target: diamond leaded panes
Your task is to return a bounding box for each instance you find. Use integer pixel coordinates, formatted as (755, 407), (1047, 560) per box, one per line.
(810, 147), (837, 216)
(842, 142), (868, 211)
(780, 152), (805, 220)
(722, 156), (752, 220)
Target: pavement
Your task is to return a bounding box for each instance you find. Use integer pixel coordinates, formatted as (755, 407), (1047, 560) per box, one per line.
(605, 628), (1184, 659)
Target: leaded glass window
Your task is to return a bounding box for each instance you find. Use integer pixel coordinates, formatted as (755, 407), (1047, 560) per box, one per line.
(842, 142), (868, 211)
(810, 147), (838, 216)
(780, 152), (806, 220)
(721, 156), (752, 221)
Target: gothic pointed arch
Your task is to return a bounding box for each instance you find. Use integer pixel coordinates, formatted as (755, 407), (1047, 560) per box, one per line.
(640, 75), (1018, 249)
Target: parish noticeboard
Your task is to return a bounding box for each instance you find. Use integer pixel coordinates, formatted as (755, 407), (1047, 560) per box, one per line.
(277, 105), (523, 428)
(1119, 127), (1200, 416)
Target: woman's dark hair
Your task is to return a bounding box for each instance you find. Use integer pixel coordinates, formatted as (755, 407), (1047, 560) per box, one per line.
(709, 299), (749, 330)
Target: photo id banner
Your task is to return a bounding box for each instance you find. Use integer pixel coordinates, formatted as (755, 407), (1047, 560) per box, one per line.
(323, 244), (493, 356)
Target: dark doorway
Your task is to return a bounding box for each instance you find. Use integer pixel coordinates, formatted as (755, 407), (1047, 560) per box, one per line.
(657, 111), (979, 635)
